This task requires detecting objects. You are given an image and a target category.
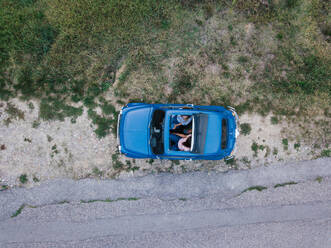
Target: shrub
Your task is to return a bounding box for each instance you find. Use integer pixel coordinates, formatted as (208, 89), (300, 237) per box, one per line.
(39, 98), (83, 121)
(321, 149), (331, 157)
(240, 123), (251, 136)
(19, 174), (28, 184)
(282, 138), (288, 150)
(238, 56), (249, 64)
(232, 0), (275, 22)
(270, 116), (279, 125)
(251, 141), (258, 157)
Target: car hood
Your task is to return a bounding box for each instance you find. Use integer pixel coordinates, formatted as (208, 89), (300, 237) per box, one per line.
(120, 106), (152, 156)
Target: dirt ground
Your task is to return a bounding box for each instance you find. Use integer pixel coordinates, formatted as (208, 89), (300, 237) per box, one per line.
(0, 98), (327, 188)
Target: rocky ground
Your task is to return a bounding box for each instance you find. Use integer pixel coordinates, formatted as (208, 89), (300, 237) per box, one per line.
(0, 98), (329, 188)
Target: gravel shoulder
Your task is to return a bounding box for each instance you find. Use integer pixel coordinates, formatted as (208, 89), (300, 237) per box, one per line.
(1, 99), (330, 187)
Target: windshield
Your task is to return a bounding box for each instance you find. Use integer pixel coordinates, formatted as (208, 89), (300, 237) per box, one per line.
(191, 113), (208, 154)
(150, 109), (165, 155)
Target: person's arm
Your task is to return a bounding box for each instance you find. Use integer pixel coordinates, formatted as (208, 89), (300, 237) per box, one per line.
(173, 123), (182, 129)
(172, 132), (188, 138)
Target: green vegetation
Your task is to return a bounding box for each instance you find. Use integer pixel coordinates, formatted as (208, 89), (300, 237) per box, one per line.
(321, 149), (331, 157)
(92, 167), (103, 177)
(225, 157), (236, 166)
(32, 120), (40, 128)
(0, 0), (330, 141)
(242, 186), (267, 193)
(39, 98), (83, 122)
(80, 197), (139, 203)
(172, 160), (180, 166)
(238, 56), (249, 64)
(240, 123), (252, 136)
(274, 181), (297, 188)
(11, 205), (25, 218)
(28, 102), (34, 110)
(315, 176), (323, 183)
(282, 138), (289, 150)
(270, 116), (279, 125)
(19, 174), (28, 184)
(294, 143), (300, 150)
(127, 197), (139, 201)
(1, 185), (9, 191)
(241, 156), (251, 167)
(251, 141), (259, 157)
(5, 103), (24, 121)
(251, 141), (265, 157)
(112, 153), (125, 170)
(33, 176), (40, 182)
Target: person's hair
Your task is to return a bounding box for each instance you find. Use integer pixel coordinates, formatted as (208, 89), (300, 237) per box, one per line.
(183, 136), (191, 148)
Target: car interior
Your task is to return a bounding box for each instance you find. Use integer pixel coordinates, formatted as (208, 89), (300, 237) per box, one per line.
(169, 114), (193, 151)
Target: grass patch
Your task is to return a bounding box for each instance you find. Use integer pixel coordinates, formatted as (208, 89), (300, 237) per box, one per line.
(92, 167), (104, 177)
(240, 123), (251, 136)
(238, 56), (249, 64)
(32, 120), (40, 128)
(242, 186), (267, 193)
(127, 197), (139, 201)
(0, 0), (329, 145)
(270, 116), (279, 125)
(282, 138), (289, 150)
(148, 159), (154, 164)
(225, 157), (236, 166)
(5, 103), (24, 120)
(11, 204), (25, 218)
(33, 176), (39, 183)
(28, 102), (34, 110)
(315, 176), (323, 183)
(19, 174), (28, 184)
(80, 197), (139, 204)
(1, 185), (9, 191)
(294, 143), (300, 150)
(320, 149), (331, 157)
(39, 98), (83, 122)
(87, 109), (113, 138)
(251, 141), (258, 157)
(112, 153), (124, 170)
(274, 181), (297, 188)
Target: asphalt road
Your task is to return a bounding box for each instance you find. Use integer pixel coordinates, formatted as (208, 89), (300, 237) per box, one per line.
(0, 158), (330, 247)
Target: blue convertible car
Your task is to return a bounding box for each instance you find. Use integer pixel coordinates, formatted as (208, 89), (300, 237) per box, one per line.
(117, 103), (239, 160)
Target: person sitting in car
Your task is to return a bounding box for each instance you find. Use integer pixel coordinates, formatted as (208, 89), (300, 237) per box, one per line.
(173, 115), (192, 129)
(169, 133), (192, 151)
